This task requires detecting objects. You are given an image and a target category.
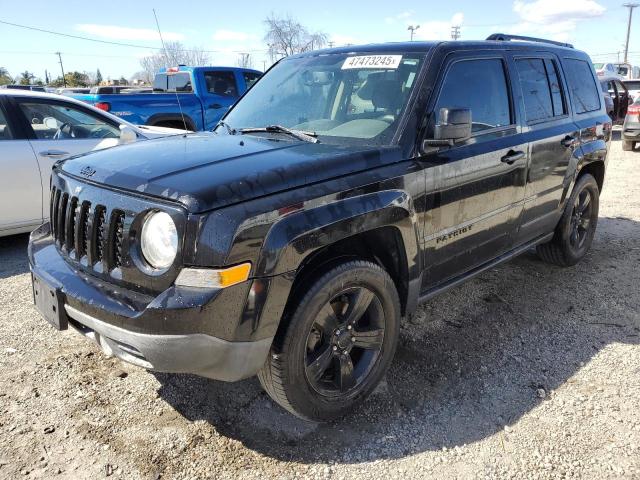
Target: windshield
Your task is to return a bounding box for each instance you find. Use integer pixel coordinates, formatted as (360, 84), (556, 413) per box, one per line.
(223, 52), (425, 145)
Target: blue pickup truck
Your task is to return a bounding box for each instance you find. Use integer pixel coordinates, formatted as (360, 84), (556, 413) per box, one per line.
(72, 66), (261, 131)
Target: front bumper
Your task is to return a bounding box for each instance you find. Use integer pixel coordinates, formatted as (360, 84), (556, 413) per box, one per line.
(622, 120), (640, 140)
(29, 224), (290, 381)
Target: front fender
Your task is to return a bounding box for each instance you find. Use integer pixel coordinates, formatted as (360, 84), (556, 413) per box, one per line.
(256, 189), (421, 279)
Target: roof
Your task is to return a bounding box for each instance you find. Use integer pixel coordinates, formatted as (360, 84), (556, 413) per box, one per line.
(292, 38), (582, 60)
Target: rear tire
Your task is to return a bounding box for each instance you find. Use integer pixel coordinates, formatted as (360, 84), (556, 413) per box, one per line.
(258, 260), (400, 422)
(536, 173), (599, 267)
(622, 140), (635, 151)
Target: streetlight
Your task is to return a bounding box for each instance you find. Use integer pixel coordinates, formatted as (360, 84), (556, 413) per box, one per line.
(623, 3), (639, 64)
(408, 25), (420, 41)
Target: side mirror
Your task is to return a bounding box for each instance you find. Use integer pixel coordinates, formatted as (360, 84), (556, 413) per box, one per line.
(119, 125), (137, 145)
(422, 108), (472, 150)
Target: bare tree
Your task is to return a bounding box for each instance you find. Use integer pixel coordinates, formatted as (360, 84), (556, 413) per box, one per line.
(237, 53), (253, 68)
(264, 14), (327, 61)
(140, 42), (210, 80)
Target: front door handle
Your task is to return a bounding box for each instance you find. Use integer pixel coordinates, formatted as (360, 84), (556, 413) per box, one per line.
(561, 136), (576, 148)
(500, 150), (525, 165)
(39, 150), (69, 158)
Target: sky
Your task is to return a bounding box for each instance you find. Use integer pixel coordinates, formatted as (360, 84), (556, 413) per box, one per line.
(0, 0), (638, 81)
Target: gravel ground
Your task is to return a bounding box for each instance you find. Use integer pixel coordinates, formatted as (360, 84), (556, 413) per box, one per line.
(1, 136), (639, 480)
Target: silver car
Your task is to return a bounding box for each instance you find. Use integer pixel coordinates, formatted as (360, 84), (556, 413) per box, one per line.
(0, 89), (184, 237)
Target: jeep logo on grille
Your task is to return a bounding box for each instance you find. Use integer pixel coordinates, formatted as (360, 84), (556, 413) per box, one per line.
(80, 166), (96, 177)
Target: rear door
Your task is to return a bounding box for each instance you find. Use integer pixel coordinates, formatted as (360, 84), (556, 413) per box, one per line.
(0, 97), (44, 231)
(201, 70), (240, 128)
(420, 53), (528, 289)
(511, 54), (579, 243)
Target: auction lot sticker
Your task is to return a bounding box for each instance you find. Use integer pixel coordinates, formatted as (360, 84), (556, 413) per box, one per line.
(342, 55), (403, 69)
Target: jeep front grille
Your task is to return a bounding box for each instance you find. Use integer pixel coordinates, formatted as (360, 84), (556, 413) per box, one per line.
(50, 186), (125, 272)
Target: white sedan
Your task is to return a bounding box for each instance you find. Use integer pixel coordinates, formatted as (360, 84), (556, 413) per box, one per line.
(0, 89), (185, 237)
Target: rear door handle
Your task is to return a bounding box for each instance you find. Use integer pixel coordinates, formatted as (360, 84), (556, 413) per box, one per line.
(209, 103), (223, 109)
(39, 150), (69, 158)
(561, 136), (576, 148)
(500, 150), (525, 165)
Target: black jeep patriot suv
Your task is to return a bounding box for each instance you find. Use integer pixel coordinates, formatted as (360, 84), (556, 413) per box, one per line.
(30, 34), (610, 421)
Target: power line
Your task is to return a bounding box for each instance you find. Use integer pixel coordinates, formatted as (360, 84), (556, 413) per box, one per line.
(0, 19), (268, 54)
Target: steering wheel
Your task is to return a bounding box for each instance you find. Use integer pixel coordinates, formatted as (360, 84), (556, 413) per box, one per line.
(53, 122), (74, 140)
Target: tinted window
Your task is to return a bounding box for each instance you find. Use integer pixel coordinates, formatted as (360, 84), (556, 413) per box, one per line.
(516, 59), (553, 122)
(435, 58), (511, 132)
(243, 71), (261, 89)
(545, 59), (566, 117)
(203, 71), (238, 96)
(624, 81), (640, 89)
(564, 59), (601, 114)
(0, 106), (12, 140)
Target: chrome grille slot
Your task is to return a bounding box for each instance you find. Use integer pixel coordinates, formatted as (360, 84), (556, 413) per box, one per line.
(110, 210), (125, 269)
(77, 201), (91, 259)
(51, 188), (61, 240)
(93, 206), (107, 264)
(65, 197), (78, 252)
(56, 193), (68, 246)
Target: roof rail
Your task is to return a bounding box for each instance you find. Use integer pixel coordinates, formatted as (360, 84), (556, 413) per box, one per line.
(486, 33), (574, 49)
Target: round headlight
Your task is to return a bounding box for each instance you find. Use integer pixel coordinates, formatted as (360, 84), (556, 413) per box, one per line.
(140, 211), (178, 270)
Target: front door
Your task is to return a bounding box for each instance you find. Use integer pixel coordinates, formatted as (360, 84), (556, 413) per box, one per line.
(13, 98), (121, 221)
(420, 54), (528, 290)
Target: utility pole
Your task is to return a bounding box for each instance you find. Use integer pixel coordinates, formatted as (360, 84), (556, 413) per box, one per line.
(55, 51), (66, 87)
(328, 41), (335, 48)
(623, 3), (639, 64)
(451, 25), (461, 41)
(407, 25), (420, 41)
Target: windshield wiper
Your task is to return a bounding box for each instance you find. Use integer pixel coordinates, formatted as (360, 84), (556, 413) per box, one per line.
(215, 120), (236, 135)
(239, 125), (319, 143)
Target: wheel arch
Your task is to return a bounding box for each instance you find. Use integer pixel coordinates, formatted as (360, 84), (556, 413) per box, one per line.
(146, 113), (196, 131)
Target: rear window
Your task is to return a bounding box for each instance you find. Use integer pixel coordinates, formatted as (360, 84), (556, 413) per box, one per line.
(564, 59), (601, 114)
(153, 72), (193, 93)
(516, 58), (566, 122)
(0, 105), (13, 140)
(243, 71), (261, 88)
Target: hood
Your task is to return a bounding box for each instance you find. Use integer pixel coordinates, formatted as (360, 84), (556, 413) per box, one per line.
(60, 132), (402, 213)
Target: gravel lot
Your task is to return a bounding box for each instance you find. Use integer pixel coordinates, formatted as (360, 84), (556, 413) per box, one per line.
(1, 135), (639, 480)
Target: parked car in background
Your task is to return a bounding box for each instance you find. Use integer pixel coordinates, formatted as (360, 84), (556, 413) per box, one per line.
(615, 62), (640, 79)
(600, 75), (631, 123)
(622, 79), (640, 101)
(0, 89), (184, 237)
(594, 62), (620, 77)
(622, 98), (640, 151)
(56, 87), (91, 95)
(29, 34), (610, 421)
(0, 84), (46, 92)
(71, 66), (262, 130)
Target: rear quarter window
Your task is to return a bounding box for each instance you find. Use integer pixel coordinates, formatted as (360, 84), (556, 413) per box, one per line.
(563, 59), (601, 114)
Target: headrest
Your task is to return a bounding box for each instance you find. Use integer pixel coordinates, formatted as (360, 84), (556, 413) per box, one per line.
(371, 80), (403, 111)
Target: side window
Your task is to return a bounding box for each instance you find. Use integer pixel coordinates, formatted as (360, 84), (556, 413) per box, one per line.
(203, 71), (238, 97)
(17, 102), (120, 140)
(545, 59), (566, 116)
(563, 59), (601, 114)
(516, 59), (553, 122)
(243, 72), (261, 89)
(0, 106), (13, 140)
(435, 58), (512, 133)
(167, 73), (192, 93)
(516, 58), (567, 122)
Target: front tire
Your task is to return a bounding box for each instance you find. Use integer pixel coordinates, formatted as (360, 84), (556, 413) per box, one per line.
(258, 260), (400, 422)
(622, 140), (635, 151)
(536, 173), (599, 267)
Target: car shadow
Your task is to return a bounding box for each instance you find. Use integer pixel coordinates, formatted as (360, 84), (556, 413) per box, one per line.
(0, 233), (30, 280)
(154, 216), (640, 464)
